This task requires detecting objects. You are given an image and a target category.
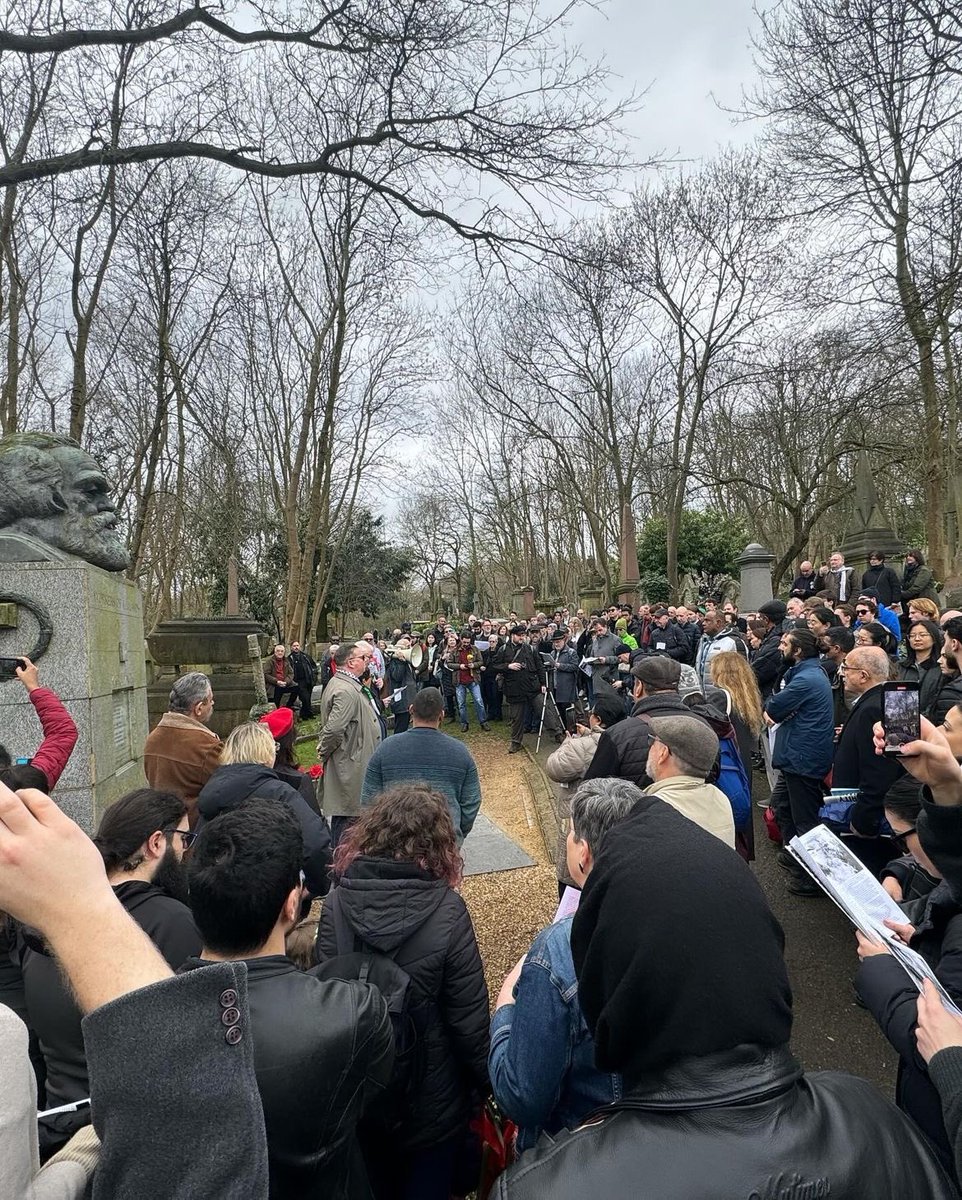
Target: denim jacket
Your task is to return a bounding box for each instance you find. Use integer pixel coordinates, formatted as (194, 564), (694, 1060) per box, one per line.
(489, 916), (621, 1151)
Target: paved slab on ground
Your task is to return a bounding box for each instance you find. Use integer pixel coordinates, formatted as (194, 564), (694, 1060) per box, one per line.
(462, 811), (535, 877)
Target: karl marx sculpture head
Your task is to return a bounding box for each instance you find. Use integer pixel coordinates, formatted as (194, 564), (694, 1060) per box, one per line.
(0, 432), (129, 572)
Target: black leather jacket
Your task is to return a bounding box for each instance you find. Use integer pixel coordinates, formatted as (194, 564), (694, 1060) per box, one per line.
(183, 955), (394, 1200)
(496, 1044), (958, 1198)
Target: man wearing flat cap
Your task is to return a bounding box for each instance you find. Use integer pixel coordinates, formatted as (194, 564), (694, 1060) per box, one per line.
(583, 656), (691, 788)
(643, 715), (734, 846)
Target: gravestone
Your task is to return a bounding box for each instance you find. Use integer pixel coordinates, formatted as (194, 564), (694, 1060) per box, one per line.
(839, 450), (904, 579)
(146, 616), (269, 739)
(615, 502), (641, 605)
(736, 542), (775, 612)
(0, 432), (147, 830)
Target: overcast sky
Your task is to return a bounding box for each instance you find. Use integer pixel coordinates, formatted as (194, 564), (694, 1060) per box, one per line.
(568, 0), (764, 164)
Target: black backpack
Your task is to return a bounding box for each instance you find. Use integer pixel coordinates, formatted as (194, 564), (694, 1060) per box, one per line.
(312, 901), (430, 1133)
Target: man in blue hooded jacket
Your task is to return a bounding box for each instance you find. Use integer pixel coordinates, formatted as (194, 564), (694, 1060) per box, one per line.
(764, 627), (835, 897)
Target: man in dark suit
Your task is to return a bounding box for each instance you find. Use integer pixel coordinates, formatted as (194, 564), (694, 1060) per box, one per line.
(833, 645), (903, 875)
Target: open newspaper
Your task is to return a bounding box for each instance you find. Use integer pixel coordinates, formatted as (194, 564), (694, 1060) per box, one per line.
(788, 824), (962, 1015)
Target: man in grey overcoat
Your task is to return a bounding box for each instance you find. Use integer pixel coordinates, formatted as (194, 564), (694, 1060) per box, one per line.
(317, 641), (383, 846)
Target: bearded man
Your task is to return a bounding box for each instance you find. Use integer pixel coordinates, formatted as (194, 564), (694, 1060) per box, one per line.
(0, 432), (129, 571)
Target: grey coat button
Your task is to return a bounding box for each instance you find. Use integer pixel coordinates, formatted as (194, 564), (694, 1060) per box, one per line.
(221, 1007), (241, 1027)
(219, 989), (238, 1008)
(225, 1026), (242, 1046)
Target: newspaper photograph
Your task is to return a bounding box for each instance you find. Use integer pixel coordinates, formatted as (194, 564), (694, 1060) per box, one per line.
(788, 824), (962, 1016)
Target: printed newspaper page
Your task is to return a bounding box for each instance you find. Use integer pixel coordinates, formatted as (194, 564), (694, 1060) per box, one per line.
(788, 824), (962, 1015)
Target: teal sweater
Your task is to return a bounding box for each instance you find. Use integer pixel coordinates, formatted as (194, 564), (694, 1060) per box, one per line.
(359, 727), (482, 841)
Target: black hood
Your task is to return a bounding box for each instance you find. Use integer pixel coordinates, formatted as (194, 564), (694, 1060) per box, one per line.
(571, 795), (792, 1084)
(197, 763), (284, 817)
(335, 857), (450, 953)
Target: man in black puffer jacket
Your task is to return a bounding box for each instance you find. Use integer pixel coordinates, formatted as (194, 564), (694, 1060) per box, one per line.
(582, 657), (692, 787)
(184, 800), (394, 1200)
(752, 600), (787, 701)
(495, 797), (958, 1200)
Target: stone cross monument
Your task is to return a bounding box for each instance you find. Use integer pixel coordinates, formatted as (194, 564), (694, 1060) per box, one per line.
(0, 432), (148, 830)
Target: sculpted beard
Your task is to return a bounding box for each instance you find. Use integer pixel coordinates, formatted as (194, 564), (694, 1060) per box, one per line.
(21, 509), (130, 572)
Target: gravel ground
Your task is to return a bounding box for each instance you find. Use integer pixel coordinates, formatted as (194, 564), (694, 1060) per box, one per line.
(455, 722), (558, 1007)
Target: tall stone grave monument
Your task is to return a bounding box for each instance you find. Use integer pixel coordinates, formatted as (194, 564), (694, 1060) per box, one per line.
(736, 543), (776, 611)
(616, 503), (641, 605)
(0, 432), (147, 830)
(839, 449), (904, 578)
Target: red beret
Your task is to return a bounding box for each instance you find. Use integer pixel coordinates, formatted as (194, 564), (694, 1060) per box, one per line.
(260, 707), (294, 738)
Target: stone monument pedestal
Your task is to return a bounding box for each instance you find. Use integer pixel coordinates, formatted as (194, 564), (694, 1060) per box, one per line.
(146, 617), (269, 739)
(0, 561), (148, 831)
(736, 543), (775, 612)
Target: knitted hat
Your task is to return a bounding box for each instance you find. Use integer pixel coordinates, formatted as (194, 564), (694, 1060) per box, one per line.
(259, 707), (294, 739)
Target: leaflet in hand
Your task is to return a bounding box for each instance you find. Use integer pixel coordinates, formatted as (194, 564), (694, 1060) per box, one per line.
(788, 825), (962, 1016)
(553, 885), (581, 922)
(578, 657), (594, 678)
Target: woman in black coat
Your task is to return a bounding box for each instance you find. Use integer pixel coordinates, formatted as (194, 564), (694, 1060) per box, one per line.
(900, 620), (945, 720)
(196, 723), (332, 896)
(315, 783), (490, 1200)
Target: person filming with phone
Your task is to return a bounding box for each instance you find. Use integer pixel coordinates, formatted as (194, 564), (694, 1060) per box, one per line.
(833, 646), (905, 876)
(0, 656), (78, 795)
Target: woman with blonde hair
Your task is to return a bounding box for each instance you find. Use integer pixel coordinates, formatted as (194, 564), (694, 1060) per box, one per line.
(709, 651), (764, 861)
(196, 721), (332, 895)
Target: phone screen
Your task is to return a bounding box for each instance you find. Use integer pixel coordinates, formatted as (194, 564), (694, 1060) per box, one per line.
(882, 684), (921, 753)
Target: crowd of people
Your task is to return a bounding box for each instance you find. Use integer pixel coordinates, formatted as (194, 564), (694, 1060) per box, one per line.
(7, 544), (962, 1196)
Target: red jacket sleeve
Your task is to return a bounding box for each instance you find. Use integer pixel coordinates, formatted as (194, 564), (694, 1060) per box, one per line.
(29, 687), (79, 790)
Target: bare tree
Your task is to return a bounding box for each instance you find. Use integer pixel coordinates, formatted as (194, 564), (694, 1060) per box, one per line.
(751, 0), (962, 577)
(0, 0), (632, 252)
(617, 150), (791, 592)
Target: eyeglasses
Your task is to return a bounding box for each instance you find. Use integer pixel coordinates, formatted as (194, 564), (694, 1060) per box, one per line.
(855, 608), (870, 616)
(165, 828), (197, 849)
(893, 826), (917, 853)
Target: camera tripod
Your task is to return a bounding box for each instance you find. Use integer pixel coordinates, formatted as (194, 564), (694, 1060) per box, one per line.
(535, 661), (565, 753)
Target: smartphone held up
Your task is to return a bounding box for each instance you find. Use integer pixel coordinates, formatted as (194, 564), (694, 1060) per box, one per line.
(881, 681), (921, 755)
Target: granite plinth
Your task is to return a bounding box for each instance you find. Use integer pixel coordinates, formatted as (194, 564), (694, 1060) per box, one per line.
(737, 543), (775, 612)
(145, 616), (269, 739)
(0, 561), (148, 831)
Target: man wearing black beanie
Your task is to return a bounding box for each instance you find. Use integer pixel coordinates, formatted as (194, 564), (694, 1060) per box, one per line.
(494, 796), (957, 1199)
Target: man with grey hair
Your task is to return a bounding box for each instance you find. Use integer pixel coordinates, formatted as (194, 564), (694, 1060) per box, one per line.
(317, 641), (382, 846)
(643, 715), (735, 847)
(831, 646), (904, 876)
(489, 775), (642, 1151)
(143, 673), (222, 827)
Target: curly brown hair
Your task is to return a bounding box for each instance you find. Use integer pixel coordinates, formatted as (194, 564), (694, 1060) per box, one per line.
(333, 784), (463, 887)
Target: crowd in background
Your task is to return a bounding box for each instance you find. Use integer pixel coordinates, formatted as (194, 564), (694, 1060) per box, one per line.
(8, 546), (962, 1196)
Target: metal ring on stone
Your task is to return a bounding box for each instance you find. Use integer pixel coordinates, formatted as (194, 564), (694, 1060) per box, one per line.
(0, 593), (53, 679)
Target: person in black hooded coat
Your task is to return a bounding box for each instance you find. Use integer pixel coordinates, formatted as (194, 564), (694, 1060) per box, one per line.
(195, 722), (332, 896)
(494, 794), (958, 1200)
(314, 783), (489, 1200)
